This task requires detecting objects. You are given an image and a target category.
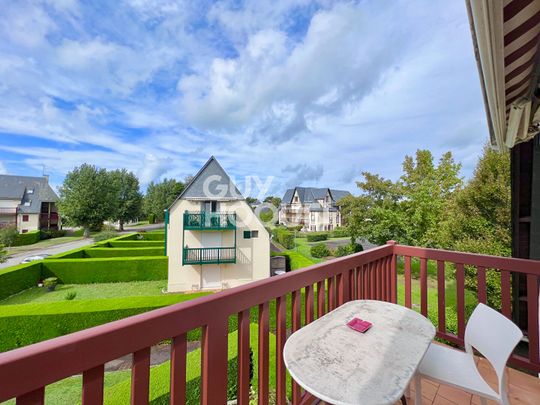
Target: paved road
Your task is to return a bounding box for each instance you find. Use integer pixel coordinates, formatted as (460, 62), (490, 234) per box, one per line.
(1, 238), (96, 269)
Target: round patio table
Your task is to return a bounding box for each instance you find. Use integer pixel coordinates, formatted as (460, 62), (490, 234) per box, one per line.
(283, 300), (435, 405)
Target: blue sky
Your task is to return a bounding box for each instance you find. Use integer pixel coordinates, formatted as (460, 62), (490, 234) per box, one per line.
(0, 0), (488, 197)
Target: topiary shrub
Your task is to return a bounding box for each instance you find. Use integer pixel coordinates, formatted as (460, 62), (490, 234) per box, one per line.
(311, 243), (330, 258)
(307, 232), (329, 242)
(147, 213), (156, 224)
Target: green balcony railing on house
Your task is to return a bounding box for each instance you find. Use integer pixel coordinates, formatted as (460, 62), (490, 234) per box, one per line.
(183, 246), (236, 265)
(183, 211), (236, 230)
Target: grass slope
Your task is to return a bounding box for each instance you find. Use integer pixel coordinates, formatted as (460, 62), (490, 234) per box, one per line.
(0, 281), (170, 305)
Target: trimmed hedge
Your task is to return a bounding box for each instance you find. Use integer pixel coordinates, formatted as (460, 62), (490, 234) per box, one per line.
(0, 294), (207, 352)
(84, 247), (164, 258)
(13, 230), (41, 246)
(42, 257), (167, 284)
(306, 232), (329, 242)
(0, 262), (42, 300)
(116, 232), (165, 241)
(105, 241), (164, 248)
(330, 227), (350, 238)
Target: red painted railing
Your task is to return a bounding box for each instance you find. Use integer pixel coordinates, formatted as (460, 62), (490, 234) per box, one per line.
(394, 244), (540, 373)
(0, 242), (538, 404)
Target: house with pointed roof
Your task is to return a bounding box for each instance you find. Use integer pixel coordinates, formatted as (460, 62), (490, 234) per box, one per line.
(165, 157), (270, 292)
(279, 186), (350, 232)
(0, 174), (60, 233)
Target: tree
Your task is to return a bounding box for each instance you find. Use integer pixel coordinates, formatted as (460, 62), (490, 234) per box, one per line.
(339, 172), (404, 245)
(143, 179), (184, 223)
(0, 226), (19, 248)
(0, 244), (6, 263)
(339, 150), (462, 246)
(436, 146), (510, 255)
(245, 197), (258, 206)
(109, 169), (143, 231)
(264, 196), (282, 208)
(58, 164), (116, 237)
(400, 150), (462, 246)
(436, 146), (510, 307)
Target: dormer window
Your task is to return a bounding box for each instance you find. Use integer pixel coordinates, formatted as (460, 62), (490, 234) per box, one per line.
(24, 201), (31, 206)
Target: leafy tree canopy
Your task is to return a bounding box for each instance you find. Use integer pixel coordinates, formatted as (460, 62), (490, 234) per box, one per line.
(58, 164), (118, 236)
(340, 150), (462, 246)
(143, 178), (184, 222)
(264, 196), (282, 208)
(109, 169), (143, 231)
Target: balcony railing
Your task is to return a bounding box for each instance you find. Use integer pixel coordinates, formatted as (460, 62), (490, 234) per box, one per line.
(183, 246), (236, 265)
(0, 242), (539, 404)
(183, 211), (236, 230)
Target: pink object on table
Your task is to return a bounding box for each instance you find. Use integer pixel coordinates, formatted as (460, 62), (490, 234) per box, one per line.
(347, 317), (373, 333)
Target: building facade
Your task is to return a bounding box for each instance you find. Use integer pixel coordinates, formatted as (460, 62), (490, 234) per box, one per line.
(0, 175), (60, 233)
(279, 187), (350, 231)
(166, 157), (270, 292)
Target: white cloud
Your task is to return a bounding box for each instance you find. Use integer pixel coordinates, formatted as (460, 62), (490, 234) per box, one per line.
(0, 161), (7, 174)
(0, 0), (489, 195)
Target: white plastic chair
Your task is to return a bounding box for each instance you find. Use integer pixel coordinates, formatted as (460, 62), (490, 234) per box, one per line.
(415, 303), (523, 405)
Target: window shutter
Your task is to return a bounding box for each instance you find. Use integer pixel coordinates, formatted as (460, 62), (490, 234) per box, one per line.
(243, 230), (251, 239)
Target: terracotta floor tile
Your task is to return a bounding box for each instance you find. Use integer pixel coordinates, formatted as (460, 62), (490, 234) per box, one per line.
(437, 384), (472, 404)
(432, 395), (458, 405)
(410, 379), (440, 401)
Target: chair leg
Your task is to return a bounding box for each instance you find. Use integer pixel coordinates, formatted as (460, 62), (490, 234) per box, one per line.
(415, 375), (422, 405)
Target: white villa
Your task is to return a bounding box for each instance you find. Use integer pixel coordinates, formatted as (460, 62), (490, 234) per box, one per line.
(165, 157), (270, 292)
(279, 186), (350, 231)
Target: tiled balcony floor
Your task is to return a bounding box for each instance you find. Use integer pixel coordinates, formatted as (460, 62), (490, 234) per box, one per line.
(313, 344), (540, 405)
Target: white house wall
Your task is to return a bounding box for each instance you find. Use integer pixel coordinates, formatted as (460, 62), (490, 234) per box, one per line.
(167, 199), (270, 292)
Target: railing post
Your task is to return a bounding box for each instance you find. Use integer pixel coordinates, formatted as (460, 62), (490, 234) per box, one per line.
(201, 317), (229, 405)
(387, 241), (397, 303)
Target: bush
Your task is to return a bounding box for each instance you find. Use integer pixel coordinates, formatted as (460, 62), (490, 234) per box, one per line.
(0, 226), (19, 247)
(334, 244), (351, 257)
(43, 277), (58, 290)
(286, 225), (303, 232)
(0, 295), (204, 352)
(42, 257), (168, 284)
(330, 227), (350, 238)
(307, 232), (329, 242)
(0, 262), (42, 300)
(147, 213), (156, 224)
(311, 243), (330, 258)
(12, 230), (41, 246)
(65, 292), (77, 300)
(40, 229), (67, 240)
(271, 227), (295, 249)
(93, 231), (118, 242)
(105, 240), (164, 248)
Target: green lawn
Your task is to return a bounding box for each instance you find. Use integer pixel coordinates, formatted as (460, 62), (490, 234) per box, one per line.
(7, 236), (86, 254)
(0, 280), (169, 305)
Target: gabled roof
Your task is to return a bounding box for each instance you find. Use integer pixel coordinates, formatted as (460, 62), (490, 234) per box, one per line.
(281, 186), (351, 205)
(0, 175), (59, 213)
(174, 156), (244, 203)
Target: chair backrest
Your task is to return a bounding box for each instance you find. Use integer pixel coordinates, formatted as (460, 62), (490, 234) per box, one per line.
(464, 303), (523, 392)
